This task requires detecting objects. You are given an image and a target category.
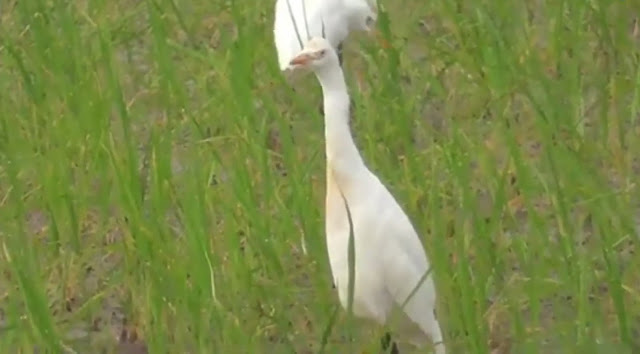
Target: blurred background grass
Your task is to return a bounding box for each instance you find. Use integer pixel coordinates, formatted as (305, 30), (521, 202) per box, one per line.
(0, 0), (639, 353)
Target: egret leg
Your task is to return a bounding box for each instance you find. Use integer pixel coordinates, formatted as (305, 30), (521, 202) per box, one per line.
(381, 332), (400, 354)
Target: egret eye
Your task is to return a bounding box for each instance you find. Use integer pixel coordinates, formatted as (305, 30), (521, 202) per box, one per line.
(318, 49), (326, 56)
(365, 15), (375, 27)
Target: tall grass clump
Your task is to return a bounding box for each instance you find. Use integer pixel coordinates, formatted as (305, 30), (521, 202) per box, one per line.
(0, 0), (638, 352)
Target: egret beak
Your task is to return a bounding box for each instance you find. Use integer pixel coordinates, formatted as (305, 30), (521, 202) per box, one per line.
(372, 28), (391, 49)
(289, 53), (313, 66)
(363, 17), (390, 49)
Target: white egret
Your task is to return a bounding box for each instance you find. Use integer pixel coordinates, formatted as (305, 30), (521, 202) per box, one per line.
(273, 0), (378, 72)
(288, 37), (446, 354)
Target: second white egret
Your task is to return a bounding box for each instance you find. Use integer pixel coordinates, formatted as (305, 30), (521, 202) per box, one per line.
(273, 0), (378, 71)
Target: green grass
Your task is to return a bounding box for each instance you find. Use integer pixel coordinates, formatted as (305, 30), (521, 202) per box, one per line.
(1, 0), (639, 352)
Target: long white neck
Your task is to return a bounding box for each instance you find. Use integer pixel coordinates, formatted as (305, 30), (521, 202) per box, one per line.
(314, 64), (365, 184)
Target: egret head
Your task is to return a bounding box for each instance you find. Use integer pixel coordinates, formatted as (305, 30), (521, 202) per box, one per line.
(347, 0), (378, 32)
(288, 37), (337, 71)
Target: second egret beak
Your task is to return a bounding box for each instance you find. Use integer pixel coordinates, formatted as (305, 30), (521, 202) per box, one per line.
(363, 16), (390, 49)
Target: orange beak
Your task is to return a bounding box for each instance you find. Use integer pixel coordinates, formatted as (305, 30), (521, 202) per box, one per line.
(289, 53), (312, 66)
(373, 28), (391, 49)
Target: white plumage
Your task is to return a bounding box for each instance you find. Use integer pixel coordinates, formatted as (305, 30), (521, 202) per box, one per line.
(288, 38), (446, 353)
(273, 0), (377, 71)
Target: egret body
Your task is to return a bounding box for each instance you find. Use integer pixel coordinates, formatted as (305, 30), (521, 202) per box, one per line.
(288, 38), (446, 354)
